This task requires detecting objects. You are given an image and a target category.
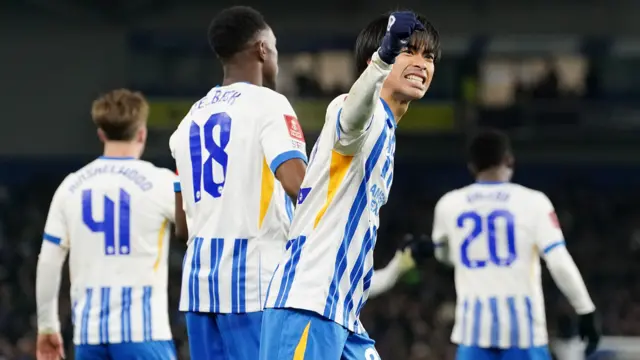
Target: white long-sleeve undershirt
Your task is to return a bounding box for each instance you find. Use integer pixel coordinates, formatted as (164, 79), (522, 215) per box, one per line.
(369, 253), (404, 299)
(545, 246), (595, 315)
(36, 241), (68, 333)
(339, 51), (392, 136)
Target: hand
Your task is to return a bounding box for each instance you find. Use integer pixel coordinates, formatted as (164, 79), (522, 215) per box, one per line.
(378, 11), (425, 65)
(398, 234), (432, 269)
(37, 333), (65, 360)
(577, 311), (600, 357)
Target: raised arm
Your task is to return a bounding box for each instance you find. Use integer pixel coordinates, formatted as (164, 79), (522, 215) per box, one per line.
(339, 52), (392, 135)
(339, 12), (425, 136)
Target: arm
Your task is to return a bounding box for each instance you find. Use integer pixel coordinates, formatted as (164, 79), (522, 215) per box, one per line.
(174, 189), (189, 243)
(338, 11), (424, 137)
(36, 241), (68, 334)
(432, 195), (453, 266)
(36, 181), (70, 335)
(170, 129), (190, 242)
(338, 51), (392, 136)
(171, 169), (188, 242)
(544, 246), (595, 315)
(260, 94), (308, 202)
(368, 248), (415, 298)
(275, 160), (306, 202)
(535, 195), (595, 314)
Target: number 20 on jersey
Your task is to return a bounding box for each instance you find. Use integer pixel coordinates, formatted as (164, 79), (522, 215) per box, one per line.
(457, 209), (517, 268)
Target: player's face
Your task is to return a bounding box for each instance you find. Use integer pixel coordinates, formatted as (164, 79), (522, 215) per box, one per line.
(260, 27), (279, 90)
(385, 43), (435, 102)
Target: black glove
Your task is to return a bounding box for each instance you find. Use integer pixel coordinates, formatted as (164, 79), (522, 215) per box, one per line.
(578, 311), (601, 357)
(399, 234), (433, 266)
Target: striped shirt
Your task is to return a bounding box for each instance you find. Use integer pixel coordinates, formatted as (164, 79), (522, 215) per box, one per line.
(264, 95), (396, 333)
(432, 182), (567, 348)
(42, 157), (176, 345)
(170, 83), (306, 314)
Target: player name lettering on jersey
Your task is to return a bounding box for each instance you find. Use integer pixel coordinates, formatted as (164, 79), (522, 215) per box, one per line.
(192, 88), (242, 109)
(43, 157), (176, 345)
(264, 95), (397, 333)
(171, 83), (307, 314)
(433, 182), (565, 348)
(68, 164), (154, 193)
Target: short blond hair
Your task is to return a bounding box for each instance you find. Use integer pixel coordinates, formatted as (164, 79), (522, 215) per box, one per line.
(91, 89), (149, 141)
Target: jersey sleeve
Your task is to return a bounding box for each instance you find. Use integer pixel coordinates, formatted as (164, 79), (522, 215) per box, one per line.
(329, 95), (374, 155)
(533, 193), (566, 257)
(333, 51), (392, 155)
(431, 194), (449, 245)
(43, 176), (72, 249)
(259, 92), (308, 174)
(173, 169), (181, 192)
(169, 114), (190, 159)
(169, 128), (180, 160)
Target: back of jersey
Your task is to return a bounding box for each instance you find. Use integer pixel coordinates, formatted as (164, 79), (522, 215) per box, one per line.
(170, 83), (306, 313)
(44, 157), (176, 345)
(432, 182), (564, 348)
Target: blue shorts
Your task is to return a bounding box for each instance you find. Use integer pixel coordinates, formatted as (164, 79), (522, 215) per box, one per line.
(75, 340), (176, 360)
(456, 345), (552, 360)
(185, 311), (262, 360)
(259, 308), (380, 360)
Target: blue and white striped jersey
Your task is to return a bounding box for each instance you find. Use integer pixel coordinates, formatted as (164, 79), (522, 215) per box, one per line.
(264, 94), (396, 333)
(41, 157), (176, 345)
(170, 83), (306, 314)
(432, 183), (567, 348)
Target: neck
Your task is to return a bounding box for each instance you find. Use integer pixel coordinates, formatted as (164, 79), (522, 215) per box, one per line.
(380, 87), (410, 123)
(222, 61), (262, 87)
(476, 168), (510, 183)
(103, 141), (142, 159)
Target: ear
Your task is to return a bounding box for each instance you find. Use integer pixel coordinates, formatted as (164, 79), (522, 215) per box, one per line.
(137, 126), (147, 144)
(506, 154), (515, 168)
(97, 128), (107, 143)
(257, 40), (267, 62)
(367, 58), (372, 66)
(504, 152), (515, 168)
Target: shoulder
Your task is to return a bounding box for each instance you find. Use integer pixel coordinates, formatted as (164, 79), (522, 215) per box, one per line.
(249, 85), (292, 109)
(327, 94), (349, 111)
(511, 183), (550, 202)
(139, 161), (176, 179)
(435, 188), (464, 210)
(324, 94), (349, 125)
(51, 170), (82, 200)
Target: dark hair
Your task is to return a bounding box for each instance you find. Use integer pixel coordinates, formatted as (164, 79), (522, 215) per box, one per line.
(354, 11), (441, 75)
(208, 6), (268, 61)
(468, 129), (512, 172)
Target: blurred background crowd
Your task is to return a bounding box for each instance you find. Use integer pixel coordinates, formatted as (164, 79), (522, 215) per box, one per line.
(3, 0), (640, 359)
